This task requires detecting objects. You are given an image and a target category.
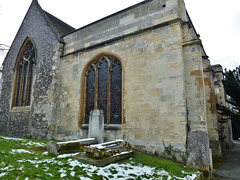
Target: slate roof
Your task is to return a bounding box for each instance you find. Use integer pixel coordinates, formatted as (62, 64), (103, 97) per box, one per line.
(33, 0), (75, 42)
(43, 11), (76, 37)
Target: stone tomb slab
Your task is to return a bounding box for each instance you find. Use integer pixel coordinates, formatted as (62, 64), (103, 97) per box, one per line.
(47, 138), (97, 156)
(73, 139), (134, 166)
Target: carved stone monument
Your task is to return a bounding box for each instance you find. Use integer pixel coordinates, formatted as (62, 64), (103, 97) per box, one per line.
(88, 109), (104, 143)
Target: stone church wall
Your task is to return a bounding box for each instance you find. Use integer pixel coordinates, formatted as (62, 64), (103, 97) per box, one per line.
(0, 2), (60, 138)
(0, 0), (223, 171)
(56, 0), (189, 163)
(203, 59), (222, 157)
(182, 23), (212, 170)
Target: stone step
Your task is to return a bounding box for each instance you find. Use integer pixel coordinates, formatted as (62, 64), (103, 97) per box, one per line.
(73, 139), (134, 166)
(47, 138), (98, 156)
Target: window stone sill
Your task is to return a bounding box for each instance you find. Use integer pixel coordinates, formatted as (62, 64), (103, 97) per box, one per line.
(80, 124), (121, 130)
(10, 106), (31, 112)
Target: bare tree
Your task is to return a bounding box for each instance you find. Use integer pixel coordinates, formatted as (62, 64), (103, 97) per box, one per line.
(0, 44), (9, 51)
(0, 44), (9, 69)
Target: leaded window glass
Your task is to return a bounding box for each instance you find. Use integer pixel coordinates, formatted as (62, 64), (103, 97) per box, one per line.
(85, 66), (95, 124)
(84, 55), (122, 124)
(110, 60), (122, 124)
(13, 39), (36, 107)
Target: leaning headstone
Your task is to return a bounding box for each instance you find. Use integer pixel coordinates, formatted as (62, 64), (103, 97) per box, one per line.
(88, 109), (104, 143)
(73, 139), (134, 166)
(47, 138), (97, 156)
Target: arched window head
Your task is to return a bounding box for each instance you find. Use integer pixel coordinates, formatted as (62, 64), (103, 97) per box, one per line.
(12, 38), (36, 107)
(82, 54), (122, 125)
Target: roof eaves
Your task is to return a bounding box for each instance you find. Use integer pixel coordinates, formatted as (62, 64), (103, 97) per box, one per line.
(62, 0), (153, 37)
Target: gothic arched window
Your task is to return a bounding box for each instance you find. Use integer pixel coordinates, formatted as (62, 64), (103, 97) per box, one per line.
(12, 38), (36, 107)
(82, 55), (122, 125)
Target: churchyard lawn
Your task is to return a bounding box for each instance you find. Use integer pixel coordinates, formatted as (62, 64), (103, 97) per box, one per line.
(0, 136), (199, 179)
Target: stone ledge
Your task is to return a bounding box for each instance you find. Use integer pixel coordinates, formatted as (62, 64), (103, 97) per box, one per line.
(80, 124), (121, 130)
(10, 106), (31, 112)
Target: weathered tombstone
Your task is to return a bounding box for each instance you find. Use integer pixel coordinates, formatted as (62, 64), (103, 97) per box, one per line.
(73, 139), (134, 166)
(88, 109), (104, 143)
(47, 138), (97, 156)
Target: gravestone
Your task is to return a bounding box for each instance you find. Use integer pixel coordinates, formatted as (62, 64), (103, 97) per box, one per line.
(88, 109), (104, 143)
(73, 139), (134, 166)
(47, 138), (97, 156)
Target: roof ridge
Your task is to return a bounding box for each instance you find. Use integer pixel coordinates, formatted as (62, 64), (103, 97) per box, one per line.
(32, 0), (75, 43)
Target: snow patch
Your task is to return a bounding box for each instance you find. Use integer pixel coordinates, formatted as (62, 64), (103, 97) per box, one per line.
(57, 138), (95, 145)
(59, 168), (67, 177)
(42, 151), (48, 155)
(0, 136), (25, 141)
(70, 171), (75, 177)
(24, 141), (45, 147)
(10, 149), (32, 154)
(90, 139), (124, 149)
(46, 173), (53, 177)
(0, 172), (7, 177)
(0, 165), (14, 171)
(57, 152), (79, 158)
(0, 162), (6, 166)
(112, 150), (133, 156)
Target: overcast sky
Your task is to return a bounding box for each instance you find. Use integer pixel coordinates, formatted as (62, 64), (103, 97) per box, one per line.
(0, 0), (240, 70)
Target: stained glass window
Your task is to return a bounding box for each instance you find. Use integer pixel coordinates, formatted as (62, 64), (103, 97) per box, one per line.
(110, 60), (122, 124)
(13, 39), (36, 107)
(97, 59), (108, 124)
(84, 55), (122, 124)
(85, 66), (95, 124)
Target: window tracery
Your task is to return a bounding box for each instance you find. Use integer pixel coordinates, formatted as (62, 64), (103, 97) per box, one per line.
(13, 39), (36, 107)
(83, 55), (122, 124)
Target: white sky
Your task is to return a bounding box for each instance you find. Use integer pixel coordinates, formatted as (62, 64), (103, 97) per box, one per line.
(0, 0), (240, 70)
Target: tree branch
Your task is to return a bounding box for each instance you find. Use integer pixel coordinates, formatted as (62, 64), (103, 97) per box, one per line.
(0, 44), (9, 51)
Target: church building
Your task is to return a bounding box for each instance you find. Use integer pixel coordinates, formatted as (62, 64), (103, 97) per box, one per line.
(0, 0), (232, 171)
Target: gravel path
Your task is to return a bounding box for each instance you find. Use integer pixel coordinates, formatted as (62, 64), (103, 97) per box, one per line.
(213, 140), (240, 180)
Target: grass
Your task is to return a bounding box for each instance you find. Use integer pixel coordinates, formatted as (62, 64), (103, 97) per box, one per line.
(131, 151), (196, 178)
(0, 136), (199, 179)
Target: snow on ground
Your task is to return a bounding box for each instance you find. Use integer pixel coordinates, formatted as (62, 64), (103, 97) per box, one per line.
(0, 136), (199, 179)
(0, 136), (25, 141)
(0, 136), (45, 147)
(23, 141), (45, 147)
(0, 165), (14, 171)
(59, 168), (67, 178)
(0, 172), (7, 177)
(57, 152), (79, 158)
(9, 155), (198, 179)
(10, 149), (32, 154)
